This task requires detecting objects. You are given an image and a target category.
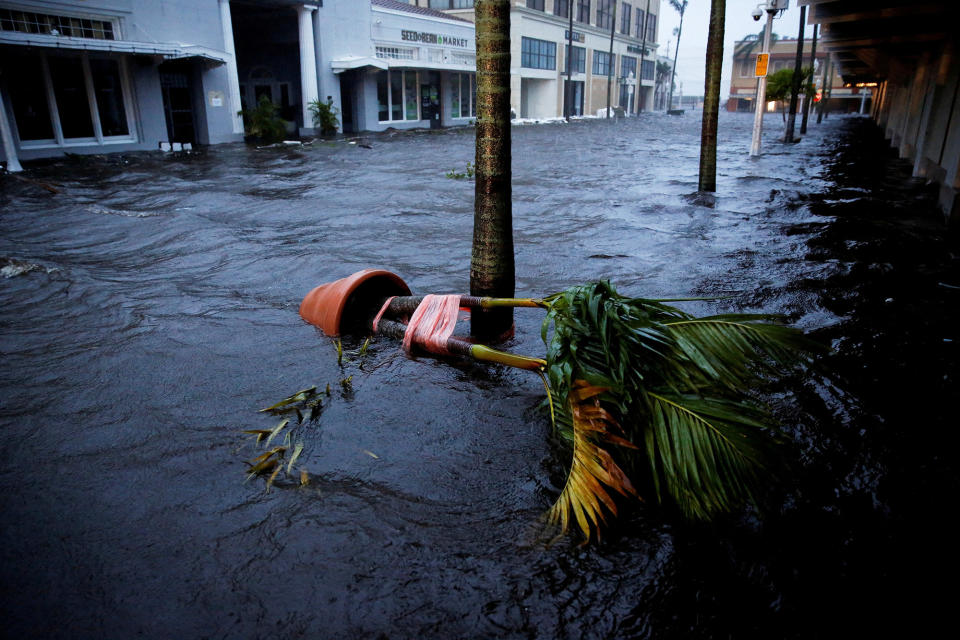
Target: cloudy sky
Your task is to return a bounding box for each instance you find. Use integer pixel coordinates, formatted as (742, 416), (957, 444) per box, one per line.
(656, 0), (812, 98)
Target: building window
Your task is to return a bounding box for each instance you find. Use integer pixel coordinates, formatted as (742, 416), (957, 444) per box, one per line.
(621, 3), (632, 35)
(641, 59), (654, 81)
(554, 0), (570, 18)
(376, 70), (421, 122)
(428, 1), (474, 8)
(0, 8), (116, 39)
(8, 52), (133, 146)
(376, 46), (416, 60)
(597, 0), (613, 29)
(592, 50), (613, 76)
(635, 9), (644, 38)
(646, 12), (656, 41)
(521, 36), (556, 70)
(526, 0), (544, 10)
(564, 45), (585, 74)
(451, 72), (476, 118)
(620, 54), (637, 80)
(577, 0), (591, 23)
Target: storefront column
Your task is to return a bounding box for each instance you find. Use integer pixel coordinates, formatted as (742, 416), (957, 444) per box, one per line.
(0, 87), (23, 172)
(218, 0), (244, 135)
(298, 4), (320, 132)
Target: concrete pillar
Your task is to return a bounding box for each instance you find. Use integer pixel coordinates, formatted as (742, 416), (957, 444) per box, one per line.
(0, 86), (22, 172)
(219, 0), (244, 135)
(298, 4), (320, 133)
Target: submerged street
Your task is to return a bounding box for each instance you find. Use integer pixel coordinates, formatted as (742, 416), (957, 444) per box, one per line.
(2, 112), (958, 638)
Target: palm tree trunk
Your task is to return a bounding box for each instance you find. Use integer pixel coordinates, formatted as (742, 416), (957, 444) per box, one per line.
(697, 0), (725, 192)
(784, 5), (806, 142)
(800, 24), (817, 134)
(667, 9), (684, 110)
(471, 0), (515, 341)
(606, 0), (617, 118)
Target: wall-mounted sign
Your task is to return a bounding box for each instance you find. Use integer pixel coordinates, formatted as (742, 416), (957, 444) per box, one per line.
(401, 30), (468, 48)
(564, 30), (584, 43)
(626, 45), (650, 55)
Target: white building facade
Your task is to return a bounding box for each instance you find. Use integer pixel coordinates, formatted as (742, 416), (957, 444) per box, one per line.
(416, 0), (661, 118)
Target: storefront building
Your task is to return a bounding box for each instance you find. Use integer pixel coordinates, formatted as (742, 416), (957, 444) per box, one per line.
(416, 0), (661, 118)
(1, 0), (244, 167)
(336, 0), (477, 133)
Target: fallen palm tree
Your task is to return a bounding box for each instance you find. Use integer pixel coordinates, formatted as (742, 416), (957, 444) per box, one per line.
(286, 270), (822, 541)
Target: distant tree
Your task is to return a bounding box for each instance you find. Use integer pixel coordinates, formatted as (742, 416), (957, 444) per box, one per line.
(666, 0), (688, 110)
(766, 66), (814, 122)
(655, 60), (672, 109)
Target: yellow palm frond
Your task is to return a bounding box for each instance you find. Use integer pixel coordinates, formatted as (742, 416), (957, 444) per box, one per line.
(546, 381), (638, 542)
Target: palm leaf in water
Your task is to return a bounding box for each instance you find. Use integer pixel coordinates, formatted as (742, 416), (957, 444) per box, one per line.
(541, 281), (822, 539)
(546, 381), (638, 542)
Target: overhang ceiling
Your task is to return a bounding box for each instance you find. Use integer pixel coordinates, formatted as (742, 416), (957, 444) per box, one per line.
(800, 0), (958, 84)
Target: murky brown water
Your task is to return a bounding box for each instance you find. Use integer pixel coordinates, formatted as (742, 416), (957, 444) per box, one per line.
(1, 112), (957, 638)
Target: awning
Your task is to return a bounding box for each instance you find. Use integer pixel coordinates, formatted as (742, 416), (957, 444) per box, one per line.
(330, 56), (389, 74)
(0, 31), (228, 64)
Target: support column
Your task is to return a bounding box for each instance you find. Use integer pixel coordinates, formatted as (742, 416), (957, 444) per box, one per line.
(219, 0), (244, 135)
(298, 4), (320, 133)
(0, 86), (23, 172)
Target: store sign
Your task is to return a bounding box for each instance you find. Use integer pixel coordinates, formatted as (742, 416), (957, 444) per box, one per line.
(401, 30), (469, 48)
(564, 30), (584, 43)
(626, 45), (649, 55)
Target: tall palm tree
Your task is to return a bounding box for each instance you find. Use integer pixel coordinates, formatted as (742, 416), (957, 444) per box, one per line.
(666, 0), (687, 111)
(698, 0), (725, 192)
(471, 0), (515, 340)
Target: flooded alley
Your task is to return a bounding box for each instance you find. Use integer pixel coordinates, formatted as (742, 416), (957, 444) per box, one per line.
(2, 111), (958, 638)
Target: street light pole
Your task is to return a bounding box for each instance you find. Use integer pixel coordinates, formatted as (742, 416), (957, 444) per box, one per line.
(749, 5), (775, 157)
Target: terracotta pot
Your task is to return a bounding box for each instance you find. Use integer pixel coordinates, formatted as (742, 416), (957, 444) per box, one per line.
(299, 269), (411, 336)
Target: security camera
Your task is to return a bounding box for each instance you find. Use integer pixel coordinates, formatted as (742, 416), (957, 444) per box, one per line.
(751, 7), (764, 20)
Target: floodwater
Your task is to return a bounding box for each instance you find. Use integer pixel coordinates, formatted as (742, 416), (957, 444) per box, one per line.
(2, 112), (958, 639)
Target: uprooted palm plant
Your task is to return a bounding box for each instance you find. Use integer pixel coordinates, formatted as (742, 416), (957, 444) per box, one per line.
(540, 281), (822, 540)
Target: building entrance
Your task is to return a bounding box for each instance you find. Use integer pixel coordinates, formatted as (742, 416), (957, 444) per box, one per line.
(420, 72), (441, 129)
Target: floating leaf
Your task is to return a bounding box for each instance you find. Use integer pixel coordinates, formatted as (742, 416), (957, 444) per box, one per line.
(300, 469), (310, 486)
(259, 387), (316, 413)
(287, 442), (304, 474)
(242, 429), (272, 443)
(264, 419), (289, 447)
(363, 450), (379, 459)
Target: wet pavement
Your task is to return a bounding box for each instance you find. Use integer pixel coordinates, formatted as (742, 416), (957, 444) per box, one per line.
(2, 112), (958, 639)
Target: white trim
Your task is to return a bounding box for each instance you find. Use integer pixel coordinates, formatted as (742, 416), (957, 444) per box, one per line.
(371, 6), (473, 29)
(0, 31), (228, 63)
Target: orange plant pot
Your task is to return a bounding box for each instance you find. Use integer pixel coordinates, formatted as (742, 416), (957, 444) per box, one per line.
(299, 269), (411, 336)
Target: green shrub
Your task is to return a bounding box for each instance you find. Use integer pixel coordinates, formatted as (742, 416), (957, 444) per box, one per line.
(308, 98), (340, 136)
(238, 95), (287, 143)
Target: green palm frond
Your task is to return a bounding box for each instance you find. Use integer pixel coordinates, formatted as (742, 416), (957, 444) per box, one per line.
(540, 281), (822, 537)
(643, 392), (774, 520)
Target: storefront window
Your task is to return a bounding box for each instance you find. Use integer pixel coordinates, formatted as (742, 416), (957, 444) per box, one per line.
(8, 52), (133, 145)
(49, 57), (95, 139)
(390, 71), (403, 121)
(377, 70), (422, 123)
(91, 59), (129, 136)
(451, 73), (476, 119)
(7, 55), (54, 141)
(404, 71), (418, 120)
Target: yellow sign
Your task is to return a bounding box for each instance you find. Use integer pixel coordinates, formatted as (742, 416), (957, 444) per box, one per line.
(755, 53), (769, 77)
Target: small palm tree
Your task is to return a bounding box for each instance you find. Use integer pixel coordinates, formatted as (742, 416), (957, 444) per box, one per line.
(667, 0), (688, 110)
(541, 281), (821, 541)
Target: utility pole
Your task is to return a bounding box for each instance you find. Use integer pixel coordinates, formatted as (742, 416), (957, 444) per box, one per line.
(606, 0), (617, 118)
(637, 0), (651, 113)
(749, 6), (775, 156)
(800, 23), (817, 134)
(565, 0), (574, 121)
(784, 4), (806, 143)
